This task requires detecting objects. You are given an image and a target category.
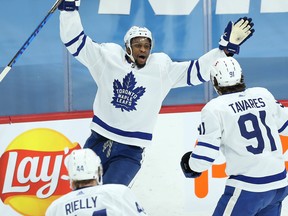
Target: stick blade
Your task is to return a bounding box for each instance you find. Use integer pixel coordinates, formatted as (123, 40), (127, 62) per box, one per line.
(0, 66), (12, 82)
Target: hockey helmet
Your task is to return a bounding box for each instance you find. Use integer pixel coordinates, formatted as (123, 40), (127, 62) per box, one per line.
(210, 57), (243, 87)
(124, 26), (153, 62)
(66, 148), (103, 184)
(124, 26), (153, 48)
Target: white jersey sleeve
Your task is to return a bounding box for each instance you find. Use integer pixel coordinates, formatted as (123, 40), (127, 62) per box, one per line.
(45, 184), (147, 216)
(59, 11), (124, 82)
(189, 87), (288, 192)
(108, 185), (147, 216)
(165, 48), (227, 88)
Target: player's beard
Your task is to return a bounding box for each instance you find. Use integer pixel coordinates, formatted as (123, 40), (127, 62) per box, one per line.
(134, 55), (148, 68)
(135, 61), (146, 68)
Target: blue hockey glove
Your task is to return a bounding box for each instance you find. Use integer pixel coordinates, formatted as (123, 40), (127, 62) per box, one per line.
(180, 151), (202, 178)
(58, 0), (80, 11)
(219, 17), (255, 55)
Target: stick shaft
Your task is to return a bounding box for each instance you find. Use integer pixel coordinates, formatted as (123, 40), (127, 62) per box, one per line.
(0, 66), (11, 82)
(0, 0), (63, 82)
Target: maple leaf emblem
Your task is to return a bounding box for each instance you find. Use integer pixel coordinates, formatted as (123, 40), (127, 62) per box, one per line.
(111, 72), (146, 112)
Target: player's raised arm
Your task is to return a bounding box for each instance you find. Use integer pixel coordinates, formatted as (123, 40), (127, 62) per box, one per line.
(181, 17), (255, 86)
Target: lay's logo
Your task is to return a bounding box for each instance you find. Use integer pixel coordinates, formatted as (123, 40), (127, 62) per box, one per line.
(0, 128), (81, 216)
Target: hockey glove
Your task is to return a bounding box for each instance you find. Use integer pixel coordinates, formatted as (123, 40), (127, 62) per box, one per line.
(180, 151), (202, 178)
(219, 17), (255, 55)
(58, 0), (81, 11)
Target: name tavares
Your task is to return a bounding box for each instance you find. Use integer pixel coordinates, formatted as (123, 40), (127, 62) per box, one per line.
(229, 98), (266, 113)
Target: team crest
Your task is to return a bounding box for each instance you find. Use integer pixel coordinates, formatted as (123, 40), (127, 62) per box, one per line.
(111, 72), (146, 112)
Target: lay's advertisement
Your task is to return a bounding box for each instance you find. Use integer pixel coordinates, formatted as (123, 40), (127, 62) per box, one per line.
(0, 119), (89, 216)
(0, 113), (288, 216)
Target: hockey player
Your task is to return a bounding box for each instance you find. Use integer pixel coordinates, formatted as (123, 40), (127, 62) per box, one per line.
(45, 148), (147, 216)
(58, 0), (255, 186)
(180, 57), (288, 216)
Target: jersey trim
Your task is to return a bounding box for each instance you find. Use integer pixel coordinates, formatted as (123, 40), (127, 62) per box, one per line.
(279, 120), (288, 133)
(192, 153), (215, 163)
(229, 169), (287, 184)
(73, 35), (87, 57)
(64, 31), (84, 47)
(92, 115), (152, 141)
(187, 60), (205, 85)
(92, 209), (107, 216)
(187, 61), (194, 86)
(197, 142), (220, 151)
(195, 60), (205, 82)
(64, 30), (86, 57)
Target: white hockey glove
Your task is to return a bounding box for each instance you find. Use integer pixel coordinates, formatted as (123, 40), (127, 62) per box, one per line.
(58, 0), (81, 11)
(180, 151), (202, 178)
(219, 17), (255, 55)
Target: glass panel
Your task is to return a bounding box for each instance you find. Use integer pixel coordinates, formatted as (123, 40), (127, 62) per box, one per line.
(0, 0), (287, 116)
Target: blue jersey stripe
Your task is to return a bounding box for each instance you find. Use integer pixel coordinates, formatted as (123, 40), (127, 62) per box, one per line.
(73, 35), (87, 57)
(278, 120), (288, 133)
(195, 60), (205, 83)
(192, 153), (215, 163)
(229, 169), (287, 184)
(187, 60), (194, 86)
(187, 60), (206, 85)
(64, 31), (84, 47)
(92, 209), (107, 216)
(92, 115), (152, 141)
(197, 142), (220, 151)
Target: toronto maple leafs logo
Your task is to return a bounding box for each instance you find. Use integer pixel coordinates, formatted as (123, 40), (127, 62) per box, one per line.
(111, 72), (146, 112)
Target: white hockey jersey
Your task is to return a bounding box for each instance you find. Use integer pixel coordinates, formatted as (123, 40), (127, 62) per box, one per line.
(45, 184), (147, 216)
(59, 11), (226, 147)
(189, 87), (288, 192)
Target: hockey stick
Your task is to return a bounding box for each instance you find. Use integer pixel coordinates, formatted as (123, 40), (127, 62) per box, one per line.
(0, 0), (64, 82)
